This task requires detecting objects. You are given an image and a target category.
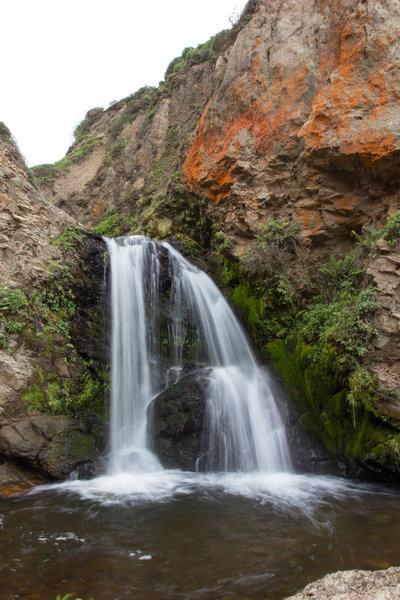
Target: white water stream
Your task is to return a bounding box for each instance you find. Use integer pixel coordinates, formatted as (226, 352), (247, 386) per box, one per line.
(107, 235), (291, 476)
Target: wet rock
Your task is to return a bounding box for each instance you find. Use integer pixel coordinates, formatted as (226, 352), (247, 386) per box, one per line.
(0, 461), (45, 497)
(148, 371), (210, 470)
(0, 415), (106, 480)
(285, 567), (400, 600)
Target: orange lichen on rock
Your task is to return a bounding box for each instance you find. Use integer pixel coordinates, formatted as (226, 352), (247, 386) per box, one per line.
(184, 61), (308, 203)
(295, 207), (323, 237)
(0, 480), (39, 498)
(92, 198), (107, 219)
(300, 2), (400, 166)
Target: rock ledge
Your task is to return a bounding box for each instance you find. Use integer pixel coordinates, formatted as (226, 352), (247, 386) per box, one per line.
(286, 567), (400, 600)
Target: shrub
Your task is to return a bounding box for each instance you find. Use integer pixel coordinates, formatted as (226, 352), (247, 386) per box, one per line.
(317, 253), (364, 299)
(383, 211), (400, 246)
(297, 286), (378, 372)
(240, 220), (300, 280)
(0, 121), (11, 143)
(52, 225), (80, 251)
(73, 107), (104, 142)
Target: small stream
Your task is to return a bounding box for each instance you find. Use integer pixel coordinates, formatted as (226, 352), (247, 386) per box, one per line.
(1, 472), (400, 599)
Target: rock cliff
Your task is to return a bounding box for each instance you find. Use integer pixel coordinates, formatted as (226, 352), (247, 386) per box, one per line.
(0, 127), (107, 494)
(2, 0), (400, 479)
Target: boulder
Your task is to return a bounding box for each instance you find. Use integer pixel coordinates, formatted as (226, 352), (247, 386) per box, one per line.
(285, 567), (400, 600)
(0, 414), (106, 480)
(148, 370), (210, 470)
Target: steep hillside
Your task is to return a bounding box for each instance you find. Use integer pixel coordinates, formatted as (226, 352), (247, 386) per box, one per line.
(20, 0), (400, 478)
(0, 126), (107, 494)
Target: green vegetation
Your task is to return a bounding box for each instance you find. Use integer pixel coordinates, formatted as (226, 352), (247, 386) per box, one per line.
(0, 121), (12, 143)
(93, 208), (134, 237)
(213, 231), (234, 256)
(107, 137), (127, 158)
(383, 210), (400, 246)
(240, 220), (300, 281)
(107, 86), (160, 140)
(0, 286), (29, 353)
(73, 107), (104, 143)
(31, 137), (103, 182)
(221, 218), (400, 472)
(23, 361), (107, 417)
(173, 233), (205, 258)
(0, 243), (106, 419)
(296, 286), (378, 372)
(0, 265), (76, 355)
(163, 29), (237, 90)
(52, 225), (80, 251)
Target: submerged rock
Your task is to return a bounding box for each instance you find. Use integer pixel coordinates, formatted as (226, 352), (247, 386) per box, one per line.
(285, 567), (400, 600)
(148, 371), (210, 470)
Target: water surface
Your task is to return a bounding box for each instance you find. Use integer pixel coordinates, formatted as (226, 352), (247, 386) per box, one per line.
(1, 472), (399, 600)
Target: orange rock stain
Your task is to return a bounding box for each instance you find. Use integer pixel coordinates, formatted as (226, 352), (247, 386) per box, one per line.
(184, 60), (308, 203)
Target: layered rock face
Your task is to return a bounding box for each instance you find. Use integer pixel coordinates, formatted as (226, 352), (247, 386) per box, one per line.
(0, 131), (107, 493)
(185, 0), (400, 242)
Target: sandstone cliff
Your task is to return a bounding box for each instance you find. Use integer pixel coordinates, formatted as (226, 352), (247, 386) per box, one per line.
(3, 0), (400, 479)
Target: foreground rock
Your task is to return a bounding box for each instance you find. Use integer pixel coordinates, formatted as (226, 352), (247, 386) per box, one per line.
(0, 462), (45, 497)
(148, 371), (209, 470)
(286, 567), (400, 600)
(0, 415), (105, 480)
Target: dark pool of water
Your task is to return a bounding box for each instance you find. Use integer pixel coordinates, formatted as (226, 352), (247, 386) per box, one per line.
(1, 471), (399, 600)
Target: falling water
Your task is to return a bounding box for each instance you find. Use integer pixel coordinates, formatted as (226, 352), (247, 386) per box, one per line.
(107, 235), (292, 474)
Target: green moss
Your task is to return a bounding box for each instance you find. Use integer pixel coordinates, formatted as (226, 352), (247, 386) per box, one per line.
(232, 284), (263, 329)
(173, 234), (205, 258)
(264, 337), (400, 469)
(93, 209), (134, 237)
(72, 367), (108, 416)
(22, 362), (107, 418)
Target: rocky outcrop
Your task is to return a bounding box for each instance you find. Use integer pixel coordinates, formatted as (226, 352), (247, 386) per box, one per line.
(0, 415), (105, 480)
(0, 131), (108, 488)
(184, 0), (400, 245)
(0, 133), (72, 288)
(366, 238), (400, 401)
(285, 567), (400, 600)
(148, 371), (209, 470)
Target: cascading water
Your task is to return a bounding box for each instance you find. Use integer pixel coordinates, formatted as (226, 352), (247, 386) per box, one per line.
(107, 235), (292, 475)
(12, 238), (396, 600)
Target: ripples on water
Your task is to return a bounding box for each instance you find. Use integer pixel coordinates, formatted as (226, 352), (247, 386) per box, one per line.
(1, 472), (400, 600)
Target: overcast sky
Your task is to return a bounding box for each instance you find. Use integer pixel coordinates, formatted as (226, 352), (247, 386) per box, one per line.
(1, 0), (248, 166)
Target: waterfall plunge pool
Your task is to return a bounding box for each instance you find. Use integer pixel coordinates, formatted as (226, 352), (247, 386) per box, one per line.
(2, 236), (399, 599)
(1, 472), (400, 600)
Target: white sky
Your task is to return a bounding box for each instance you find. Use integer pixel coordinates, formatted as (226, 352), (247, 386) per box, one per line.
(1, 0), (248, 166)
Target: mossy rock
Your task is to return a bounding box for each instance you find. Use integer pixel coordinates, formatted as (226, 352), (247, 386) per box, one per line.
(265, 338), (400, 480)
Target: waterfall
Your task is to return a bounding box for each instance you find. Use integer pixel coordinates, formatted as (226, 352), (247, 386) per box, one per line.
(107, 236), (292, 474)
